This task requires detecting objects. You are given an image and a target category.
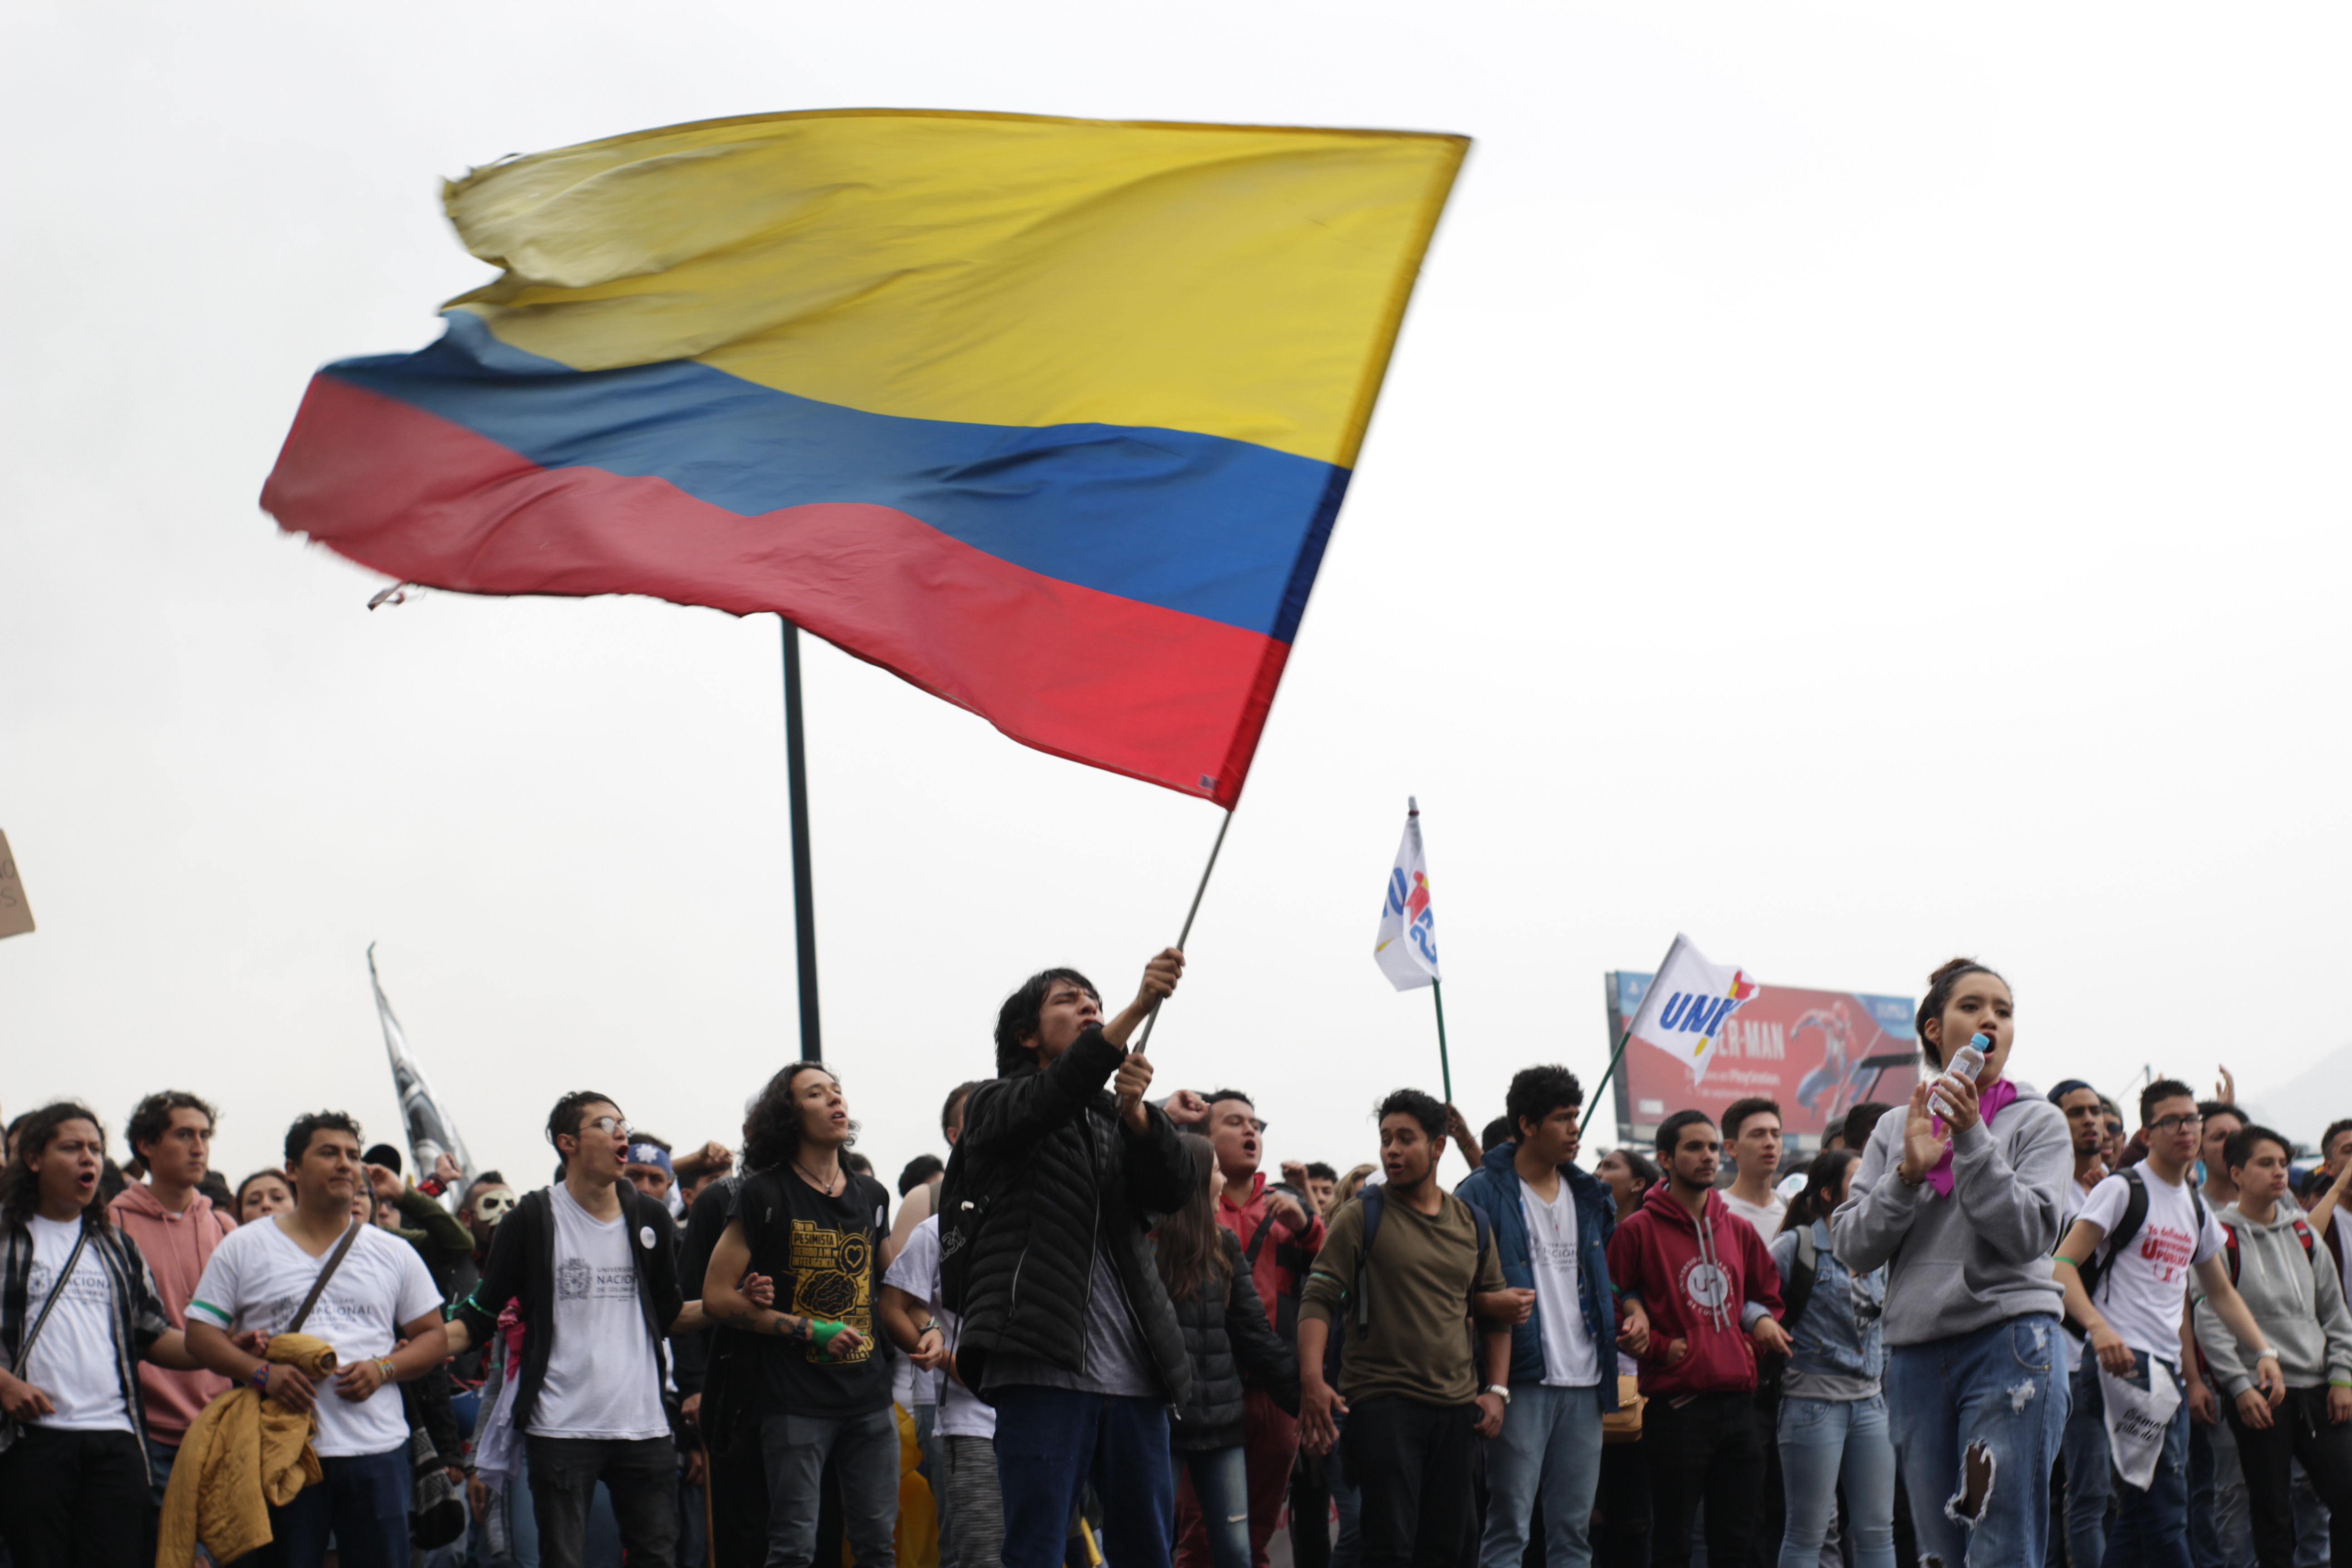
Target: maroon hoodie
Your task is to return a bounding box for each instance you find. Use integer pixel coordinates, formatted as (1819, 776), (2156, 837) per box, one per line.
(1604, 1180), (1783, 1400)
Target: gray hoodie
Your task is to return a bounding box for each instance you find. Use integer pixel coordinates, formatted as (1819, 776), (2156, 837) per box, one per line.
(2195, 1202), (2352, 1398)
(1831, 1089), (2071, 1347)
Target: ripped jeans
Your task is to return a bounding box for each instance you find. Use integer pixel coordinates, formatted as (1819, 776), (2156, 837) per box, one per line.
(1886, 1313), (2068, 1567)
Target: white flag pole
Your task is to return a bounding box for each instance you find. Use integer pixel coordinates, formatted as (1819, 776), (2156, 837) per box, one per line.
(1131, 809), (1232, 1054)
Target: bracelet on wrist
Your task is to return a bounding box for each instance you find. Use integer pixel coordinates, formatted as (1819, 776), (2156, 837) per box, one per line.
(377, 1357), (397, 1382)
(249, 1362), (271, 1391)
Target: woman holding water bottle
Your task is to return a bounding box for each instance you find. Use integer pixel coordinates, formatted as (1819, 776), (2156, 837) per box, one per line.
(1831, 959), (2074, 1565)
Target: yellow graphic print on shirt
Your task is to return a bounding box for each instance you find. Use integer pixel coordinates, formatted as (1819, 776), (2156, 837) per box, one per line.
(789, 1218), (873, 1364)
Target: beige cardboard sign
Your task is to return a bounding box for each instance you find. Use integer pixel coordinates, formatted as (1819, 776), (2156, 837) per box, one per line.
(0, 831), (33, 939)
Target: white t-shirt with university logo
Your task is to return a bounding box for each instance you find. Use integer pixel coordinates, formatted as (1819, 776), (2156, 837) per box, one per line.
(21, 1216), (131, 1432)
(531, 1183), (667, 1440)
(1518, 1180), (1601, 1387)
(2078, 1167), (2226, 1364)
(189, 1219), (441, 1457)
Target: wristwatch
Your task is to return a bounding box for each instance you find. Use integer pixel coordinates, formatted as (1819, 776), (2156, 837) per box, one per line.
(1482, 1384), (1511, 1405)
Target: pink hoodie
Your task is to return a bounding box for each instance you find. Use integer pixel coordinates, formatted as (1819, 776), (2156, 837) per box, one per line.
(108, 1183), (233, 1443)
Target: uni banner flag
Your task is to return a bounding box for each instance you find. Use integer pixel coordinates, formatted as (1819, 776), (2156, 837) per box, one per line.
(262, 110), (1470, 808)
(369, 946), (478, 1186)
(1626, 933), (1759, 1087)
(1373, 797), (1440, 990)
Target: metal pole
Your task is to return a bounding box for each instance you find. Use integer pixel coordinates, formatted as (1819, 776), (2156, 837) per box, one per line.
(1432, 978), (1453, 1103)
(781, 618), (821, 1061)
(1131, 810), (1233, 1053)
(1580, 1024), (1637, 1137)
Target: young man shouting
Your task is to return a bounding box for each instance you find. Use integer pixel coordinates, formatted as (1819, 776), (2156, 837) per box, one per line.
(2053, 1080), (2285, 1567)
(1298, 1089), (1523, 1568)
(0, 1102), (205, 1568)
(1454, 1066), (1646, 1568)
(1604, 1110), (1788, 1568)
(448, 1093), (715, 1568)
(704, 1064), (898, 1568)
(186, 1112), (448, 1568)
(951, 951), (1197, 1568)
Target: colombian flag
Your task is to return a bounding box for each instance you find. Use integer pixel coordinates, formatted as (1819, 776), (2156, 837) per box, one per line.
(263, 110), (1468, 807)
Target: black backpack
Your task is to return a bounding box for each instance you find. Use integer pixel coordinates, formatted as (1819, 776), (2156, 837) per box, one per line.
(1321, 1184), (1493, 1383)
(936, 1132), (1002, 1318)
(2063, 1166), (2206, 1341)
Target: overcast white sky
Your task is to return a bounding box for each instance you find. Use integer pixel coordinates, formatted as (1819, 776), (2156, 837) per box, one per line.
(6, 5), (2350, 1192)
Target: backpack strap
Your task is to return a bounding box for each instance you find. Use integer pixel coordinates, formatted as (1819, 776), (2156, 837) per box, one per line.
(2222, 1222), (2241, 1289)
(1353, 1187), (1385, 1329)
(1244, 1211), (1281, 1269)
(2294, 1218), (2318, 1263)
(288, 1220), (366, 1336)
(2079, 1167), (2149, 1308)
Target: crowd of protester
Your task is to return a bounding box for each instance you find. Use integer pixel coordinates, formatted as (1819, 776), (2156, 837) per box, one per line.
(5, 949), (2352, 1568)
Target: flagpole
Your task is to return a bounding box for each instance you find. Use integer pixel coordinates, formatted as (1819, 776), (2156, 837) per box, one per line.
(1580, 1024), (1636, 1137)
(1131, 809), (1232, 1054)
(1432, 979), (1453, 1104)
(780, 617), (822, 1062)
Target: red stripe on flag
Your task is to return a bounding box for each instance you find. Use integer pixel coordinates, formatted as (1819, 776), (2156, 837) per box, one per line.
(263, 375), (1284, 805)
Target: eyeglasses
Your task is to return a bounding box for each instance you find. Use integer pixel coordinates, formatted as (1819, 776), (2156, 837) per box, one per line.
(2150, 1114), (2204, 1134)
(578, 1116), (631, 1139)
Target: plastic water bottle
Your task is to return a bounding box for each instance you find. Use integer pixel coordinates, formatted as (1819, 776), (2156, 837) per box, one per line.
(1931, 1033), (1990, 1120)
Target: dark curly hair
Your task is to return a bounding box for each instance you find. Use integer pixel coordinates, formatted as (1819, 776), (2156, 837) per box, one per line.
(122, 1090), (216, 1180)
(283, 1110), (363, 1169)
(0, 1102), (113, 1232)
(993, 969), (1100, 1077)
(741, 1062), (856, 1174)
(1504, 1065), (1584, 1142)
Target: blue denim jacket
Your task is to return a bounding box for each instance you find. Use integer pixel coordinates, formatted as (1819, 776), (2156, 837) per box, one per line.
(1769, 1218), (1886, 1382)
(1454, 1142), (1618, 1410)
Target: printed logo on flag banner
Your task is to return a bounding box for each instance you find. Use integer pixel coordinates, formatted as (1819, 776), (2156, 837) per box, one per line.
(1626, 934), (1760, 1086)
(1373, 798), (1440, 992)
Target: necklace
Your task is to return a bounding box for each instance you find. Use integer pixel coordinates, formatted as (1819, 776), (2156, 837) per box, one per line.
(794, 1160), (842, 1196)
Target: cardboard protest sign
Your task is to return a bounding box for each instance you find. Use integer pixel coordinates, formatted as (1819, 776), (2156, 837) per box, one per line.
(0, 832), (34, 939)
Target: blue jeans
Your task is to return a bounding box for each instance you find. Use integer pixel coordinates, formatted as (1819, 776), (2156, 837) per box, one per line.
(255, 1445), (413, 1568)
(1777, 1394), (1895, 1568)
(2074, 1352), (2191, 1568)
(1175, 1446), (1251, 1568)
(1886, 1313), (2068, 1568)
(2065, 1357), (2116, 1568)
(1479, 1383), (1602, 1568)
(992, 1387), (1172, 1568)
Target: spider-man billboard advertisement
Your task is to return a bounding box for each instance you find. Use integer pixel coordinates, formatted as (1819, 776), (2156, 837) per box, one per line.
(1604, 971), (1919, 1146)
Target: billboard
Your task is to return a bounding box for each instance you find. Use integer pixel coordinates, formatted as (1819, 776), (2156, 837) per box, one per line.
(1604, 971), (1920, 1147)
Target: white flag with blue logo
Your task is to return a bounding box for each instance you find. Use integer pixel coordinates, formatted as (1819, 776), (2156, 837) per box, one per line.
(1373, 798), (1441, 991)
(1627, 933), (1760, 1086)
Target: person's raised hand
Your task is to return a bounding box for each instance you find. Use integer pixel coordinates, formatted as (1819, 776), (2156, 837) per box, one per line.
(1164, 1089), (1211, 1127)
(1935, 1066), (1983, 1136)
(434, 1152), (463, 1189)
(1897, 1084), (1948, 1184)
(365, 1163), (404, 1201)
(1115, 1053), (1156, 1133)
(2215, 1065), (2237, 1106)
(1282, 1159), (1311, 1192)
(2237, 1387), (2275, 1430)
(1133, 948), (1185, 1012)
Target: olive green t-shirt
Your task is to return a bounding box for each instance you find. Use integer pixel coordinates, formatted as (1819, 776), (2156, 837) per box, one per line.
(1300, 1188), (1506, 1405)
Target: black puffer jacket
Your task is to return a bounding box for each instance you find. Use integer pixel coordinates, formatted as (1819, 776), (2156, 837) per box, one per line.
(1169, 1230), (1299, 1450)
(953, 1025), (1194, 1407)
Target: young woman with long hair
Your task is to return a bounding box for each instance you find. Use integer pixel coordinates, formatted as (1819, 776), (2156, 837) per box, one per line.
(1832, 958), (2072, 1564)
(1773, 1150), (1891, 1568)
(1593, 1148), (1660, 1225)
(1154, 1134), (1298, 1568)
